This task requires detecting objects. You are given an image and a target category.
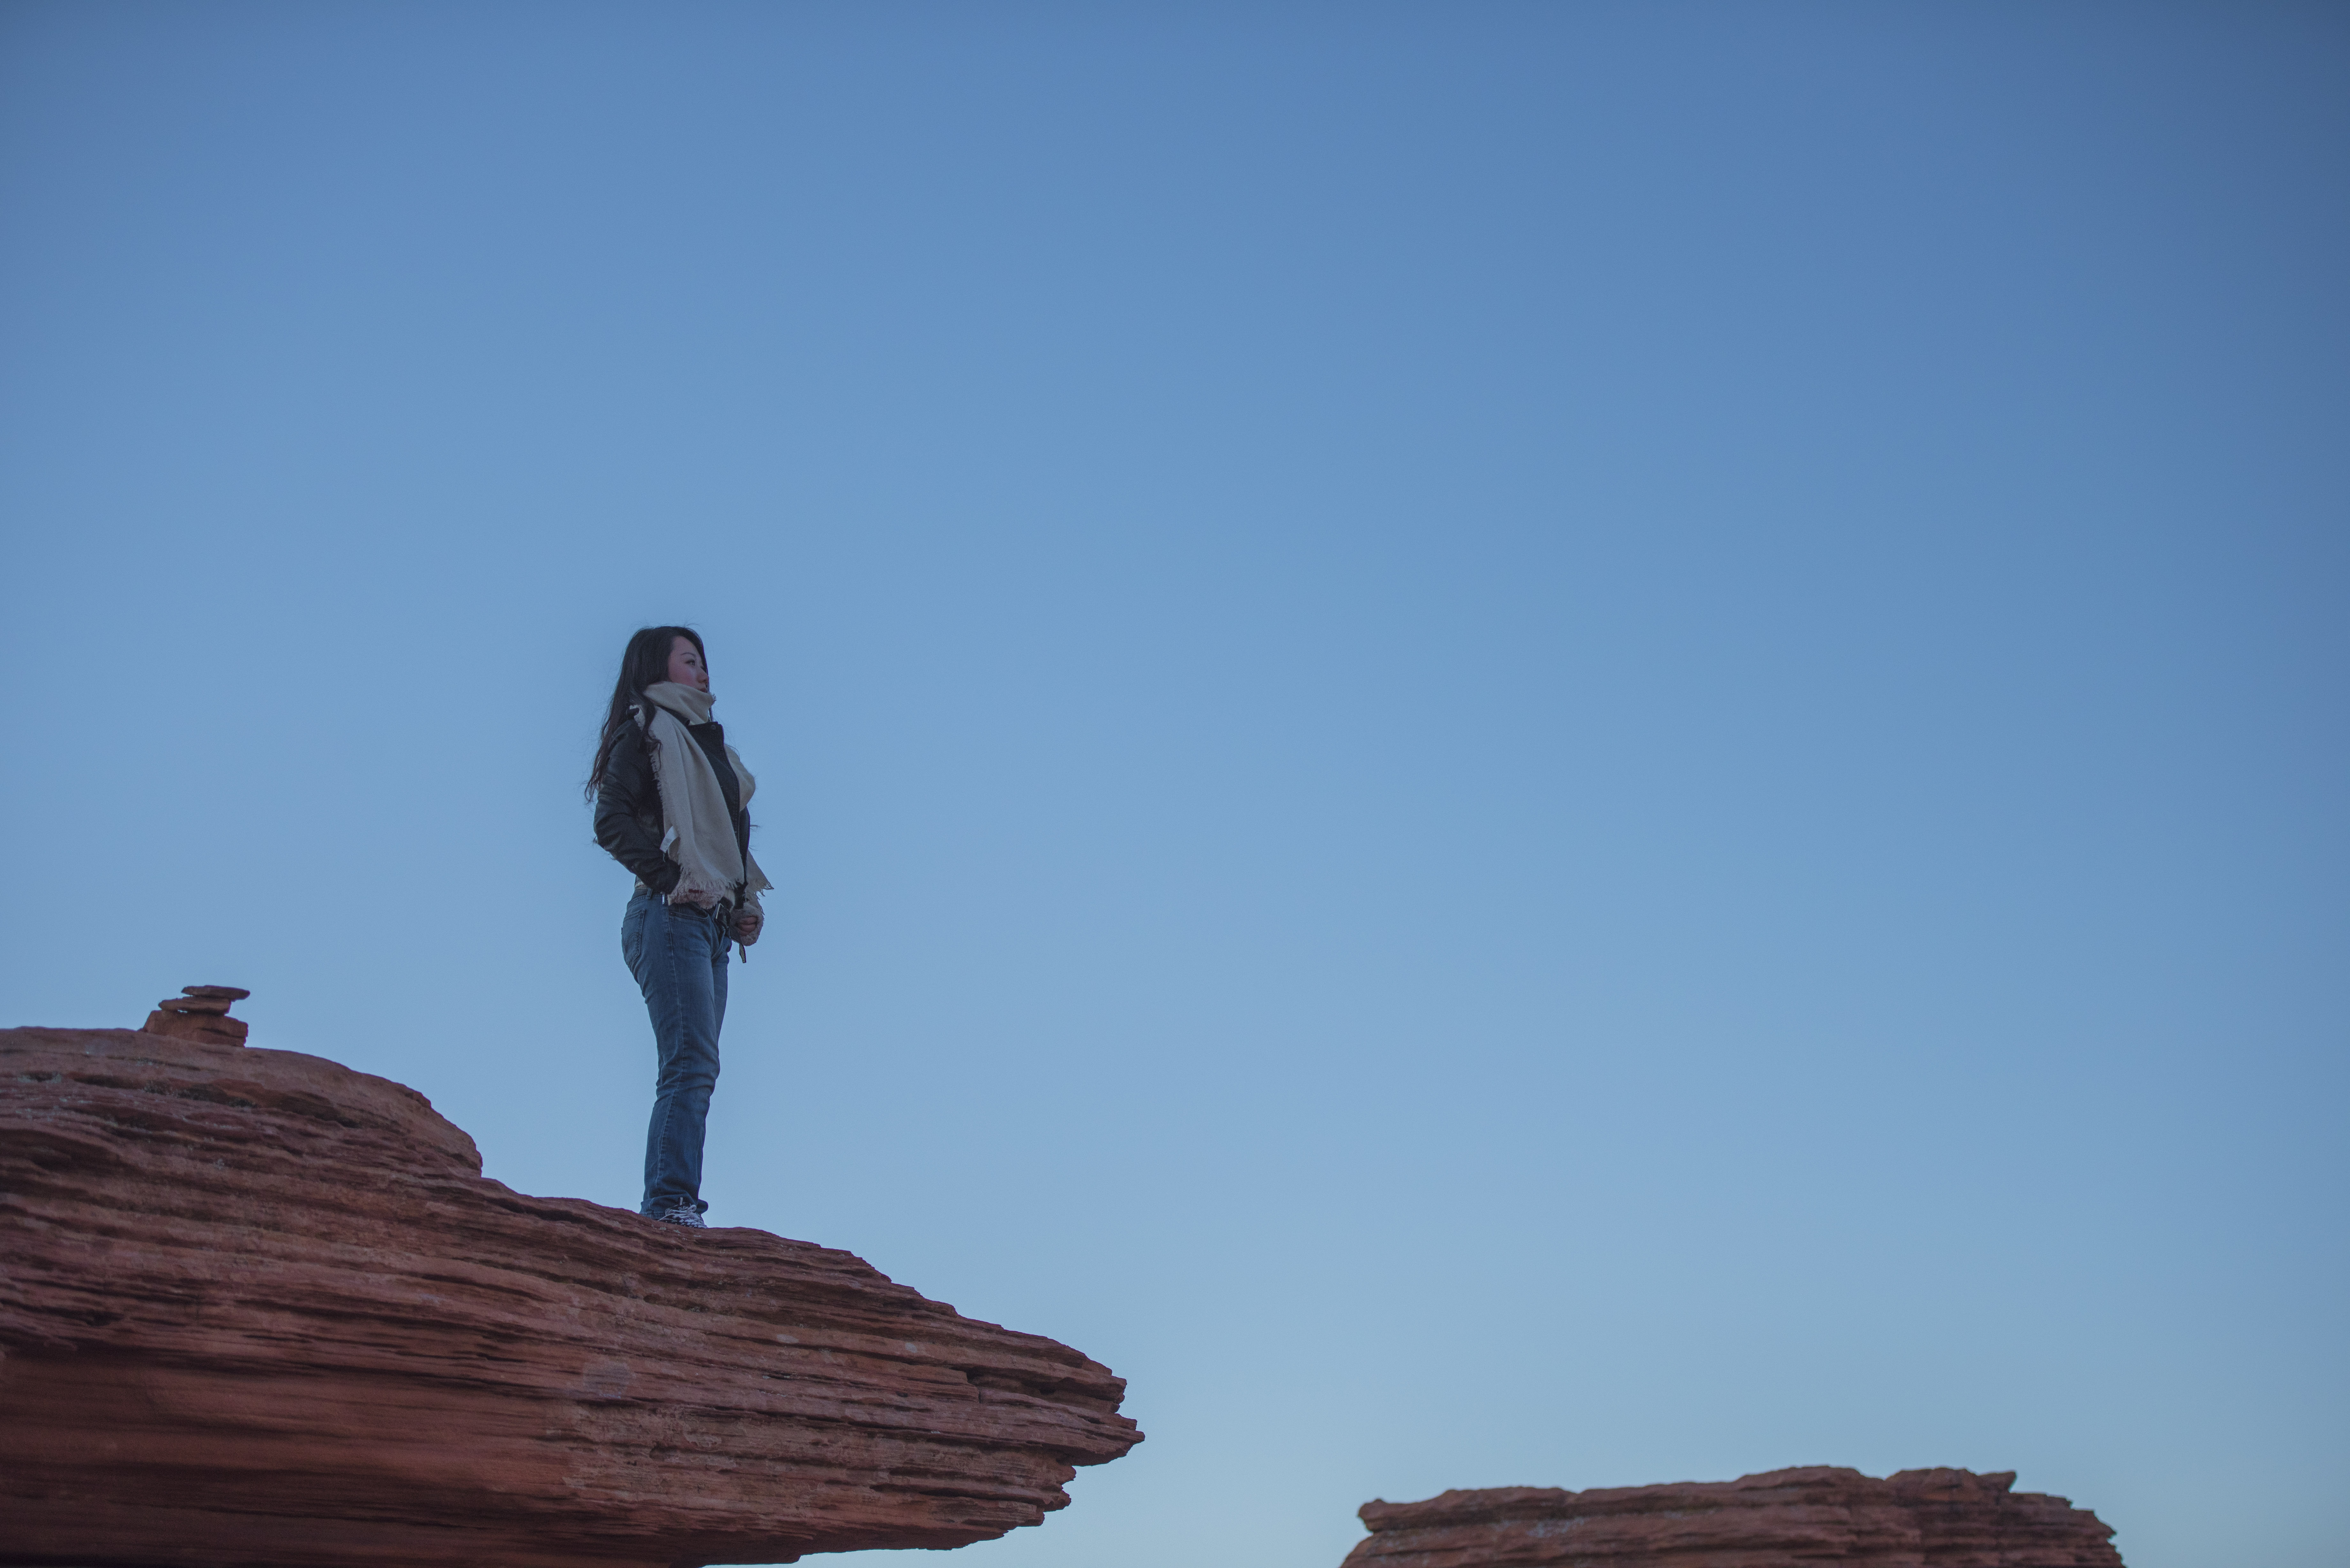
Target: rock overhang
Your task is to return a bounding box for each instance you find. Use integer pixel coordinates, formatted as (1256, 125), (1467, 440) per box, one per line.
(0, 1024), (1141, 1568)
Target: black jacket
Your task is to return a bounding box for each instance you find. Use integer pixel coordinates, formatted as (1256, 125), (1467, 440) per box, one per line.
(593, 713), (752, 897)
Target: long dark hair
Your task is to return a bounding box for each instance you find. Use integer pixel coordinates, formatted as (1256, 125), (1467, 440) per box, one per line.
(586, 625), (705, 802)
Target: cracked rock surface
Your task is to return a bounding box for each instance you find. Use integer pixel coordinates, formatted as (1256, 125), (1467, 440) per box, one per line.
(0, 1026), (1140, 1568)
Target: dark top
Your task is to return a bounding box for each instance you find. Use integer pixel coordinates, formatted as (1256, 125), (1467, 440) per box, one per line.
(593, 712), (750, 897)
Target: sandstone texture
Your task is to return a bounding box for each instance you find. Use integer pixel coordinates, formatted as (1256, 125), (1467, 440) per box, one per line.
(1345, 1467), (2122, 1568)
(0, 1023), (1141, 1568)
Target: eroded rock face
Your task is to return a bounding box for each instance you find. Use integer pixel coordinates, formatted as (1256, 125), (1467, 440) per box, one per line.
(1346, 1466), (2122, 1568)
(0, 1026), (1141, 1568)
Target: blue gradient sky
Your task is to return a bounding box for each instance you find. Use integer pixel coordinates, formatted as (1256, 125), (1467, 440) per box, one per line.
(3, 5), (2344, 1566)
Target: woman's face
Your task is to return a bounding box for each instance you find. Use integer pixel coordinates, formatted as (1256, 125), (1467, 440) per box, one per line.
(667, 636), (709, 692)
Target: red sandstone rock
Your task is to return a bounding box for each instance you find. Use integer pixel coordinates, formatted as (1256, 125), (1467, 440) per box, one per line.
(1345, 1467), (2122, 1568)
(0, 1025), (1141, 1568)
(139, 1007), (248, 1043)
(142, 983), (252, 1044)
(155, 994), (235, 1014)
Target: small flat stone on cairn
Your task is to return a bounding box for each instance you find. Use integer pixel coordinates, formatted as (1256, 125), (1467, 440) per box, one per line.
(159, 995), (234, 1015)
(143, 986), (251, 1045)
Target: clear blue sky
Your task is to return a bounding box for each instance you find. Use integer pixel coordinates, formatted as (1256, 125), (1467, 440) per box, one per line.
(3, 5), (2344, 1566)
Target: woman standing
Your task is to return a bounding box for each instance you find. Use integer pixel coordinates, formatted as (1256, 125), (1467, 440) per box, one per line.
(589, 626), (771, 1228)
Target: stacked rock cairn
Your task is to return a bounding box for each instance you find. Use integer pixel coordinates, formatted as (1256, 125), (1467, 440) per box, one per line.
(141, 985), (251, 1046)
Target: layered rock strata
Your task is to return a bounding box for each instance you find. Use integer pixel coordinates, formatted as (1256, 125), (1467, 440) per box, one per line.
(141, 983), (250, 1045)
(1345, 1466), (2122, 1567)
(0, 1023), (1140, 1568)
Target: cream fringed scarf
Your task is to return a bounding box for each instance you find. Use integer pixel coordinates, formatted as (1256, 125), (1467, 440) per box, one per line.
(635, 681), (772, 909)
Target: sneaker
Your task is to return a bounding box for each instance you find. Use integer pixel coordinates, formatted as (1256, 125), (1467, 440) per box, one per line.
(654, 1202), (707, 1229)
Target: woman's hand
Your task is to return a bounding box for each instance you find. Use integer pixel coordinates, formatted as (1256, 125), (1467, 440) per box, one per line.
(732, 904), (764, 946)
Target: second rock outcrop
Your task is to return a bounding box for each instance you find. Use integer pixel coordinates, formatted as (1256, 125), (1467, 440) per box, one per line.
(1345, 1466), (2122, 1567)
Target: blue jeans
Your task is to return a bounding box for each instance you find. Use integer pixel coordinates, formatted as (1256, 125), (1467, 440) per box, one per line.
(621, 892), (729, 1216)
